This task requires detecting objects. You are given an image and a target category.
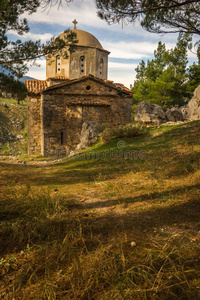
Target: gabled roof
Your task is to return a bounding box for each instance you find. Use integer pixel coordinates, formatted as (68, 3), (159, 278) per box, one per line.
(25, 75), (133, 96)
(43, 74), (133, 95)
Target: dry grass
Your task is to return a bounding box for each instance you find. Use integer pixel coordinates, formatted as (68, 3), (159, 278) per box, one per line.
(0, 121), (200, 299)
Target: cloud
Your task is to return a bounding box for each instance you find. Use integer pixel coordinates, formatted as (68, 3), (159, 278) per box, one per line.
(104, 41), (157, 60)
(109, 62), (138, 70)
(22, 0), (106, 29)
(26, 59), (46, 79)
(108, 62), (136, 86)
(108, 70), (135, 87)
(26, 69), (46, 80)
(8, 31), (54, 42)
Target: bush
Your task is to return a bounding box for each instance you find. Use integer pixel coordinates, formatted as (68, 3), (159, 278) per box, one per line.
(100, 123), (146, 142)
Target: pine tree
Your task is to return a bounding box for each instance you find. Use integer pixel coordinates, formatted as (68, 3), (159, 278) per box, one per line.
(0, 0), (77, 100)
(96, 1), (200, 36)
(132, 33), (193, 108)
(187, 54), (200, 94)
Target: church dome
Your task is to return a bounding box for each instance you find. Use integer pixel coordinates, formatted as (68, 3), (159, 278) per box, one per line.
(58, 29), (104, 50)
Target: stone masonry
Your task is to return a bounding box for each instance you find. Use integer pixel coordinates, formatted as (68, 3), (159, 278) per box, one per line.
(27, 75), (132, 156)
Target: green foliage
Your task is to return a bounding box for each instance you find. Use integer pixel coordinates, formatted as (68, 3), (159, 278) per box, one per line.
(96, 1), (200, 41)
(187, 60), (200, 94)
(132, 33), (196, 109)
(0, 98), (27, 155)
(0, 74), (27, 103)
(0, 0), (78, 96)
(100, 123), (146, 142)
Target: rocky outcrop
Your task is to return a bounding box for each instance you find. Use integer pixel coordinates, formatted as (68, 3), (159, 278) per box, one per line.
(166, 107), (183, 122)
(187, 85), (200, 120)
(134, 85), (200, 125)
(76, 121), (101, 151)
(134, 101), (167, 125)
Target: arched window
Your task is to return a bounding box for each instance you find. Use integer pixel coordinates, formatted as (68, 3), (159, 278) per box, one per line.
(56, 56), (61, 73)
(100, 59), (103, 77)
(80, 56), (85, 75)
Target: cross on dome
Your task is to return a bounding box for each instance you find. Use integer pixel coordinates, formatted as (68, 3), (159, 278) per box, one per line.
(72, 19), (78, 29)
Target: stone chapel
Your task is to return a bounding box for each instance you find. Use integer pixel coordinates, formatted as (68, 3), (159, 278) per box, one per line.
(26, 20), (132, 156)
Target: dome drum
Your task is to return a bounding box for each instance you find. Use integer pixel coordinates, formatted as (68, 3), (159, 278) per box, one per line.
(46, 25), (110, 80)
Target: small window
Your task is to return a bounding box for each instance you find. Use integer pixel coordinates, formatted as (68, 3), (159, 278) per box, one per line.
(86, 85), (91, 90)
(56, 56), (61, 73)
(80, 56), (85, 75)
(100, 59), (103, 77)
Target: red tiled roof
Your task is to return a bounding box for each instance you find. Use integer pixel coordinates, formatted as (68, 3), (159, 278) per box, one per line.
(25, 75), (133, 95)
(25, 80), (47, 94)
(25, 77), (69, 94)
(114, 83), (132, 93)
(66, 98), (110, 106)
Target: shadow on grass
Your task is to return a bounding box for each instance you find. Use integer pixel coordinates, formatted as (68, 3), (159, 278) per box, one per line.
(0, 121), (200, 188)
(0, 146), (199, 188)
(67, 182), (200, 210)
(0, 180), (200, 256)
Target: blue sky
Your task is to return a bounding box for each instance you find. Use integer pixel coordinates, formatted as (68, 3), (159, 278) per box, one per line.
(8, 0), (199, 88)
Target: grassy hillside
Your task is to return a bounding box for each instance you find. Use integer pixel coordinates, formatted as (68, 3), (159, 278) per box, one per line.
(0, 98), (27, 156)
(0, 102), (200, 299)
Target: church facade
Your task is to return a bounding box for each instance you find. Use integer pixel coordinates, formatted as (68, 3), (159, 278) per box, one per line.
(26, 20), (132, 156)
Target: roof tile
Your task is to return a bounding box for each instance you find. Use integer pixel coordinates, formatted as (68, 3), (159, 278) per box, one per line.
(25, 75), (133, 95)
(25, 80), (47, 94)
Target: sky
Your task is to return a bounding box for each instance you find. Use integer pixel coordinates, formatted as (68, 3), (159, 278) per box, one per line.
(8, 0), (199, 88)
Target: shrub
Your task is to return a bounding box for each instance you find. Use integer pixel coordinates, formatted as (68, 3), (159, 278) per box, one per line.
(100, 123), (146, 142)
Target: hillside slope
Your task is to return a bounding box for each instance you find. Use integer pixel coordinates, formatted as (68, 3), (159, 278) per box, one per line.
(0, 99), (27, 155)
(0, 103), (200, 299)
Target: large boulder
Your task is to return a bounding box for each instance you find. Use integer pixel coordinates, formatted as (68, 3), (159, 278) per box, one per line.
(166, 107), (183, 122)
(76, 121), (101, 151)
(187, 85), (200, 120)
(134, 101), (167, 125)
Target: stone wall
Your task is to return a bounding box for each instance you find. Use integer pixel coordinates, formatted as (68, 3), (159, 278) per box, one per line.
(27, 94), (42, 154)
(41, 79), (131, 155)
(42, 99), (131, 156)
(28, 77), (132, 156)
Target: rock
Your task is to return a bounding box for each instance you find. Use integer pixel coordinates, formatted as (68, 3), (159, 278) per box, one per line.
(134, 101), (167, 125)
(166, 107), (183, 122)
(187, 85), (200, 120)
(76, 121), (101, 151)
(180, 106), (189, 120)
(68, 150), (75, 157)
(131, 241), (137, 247)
